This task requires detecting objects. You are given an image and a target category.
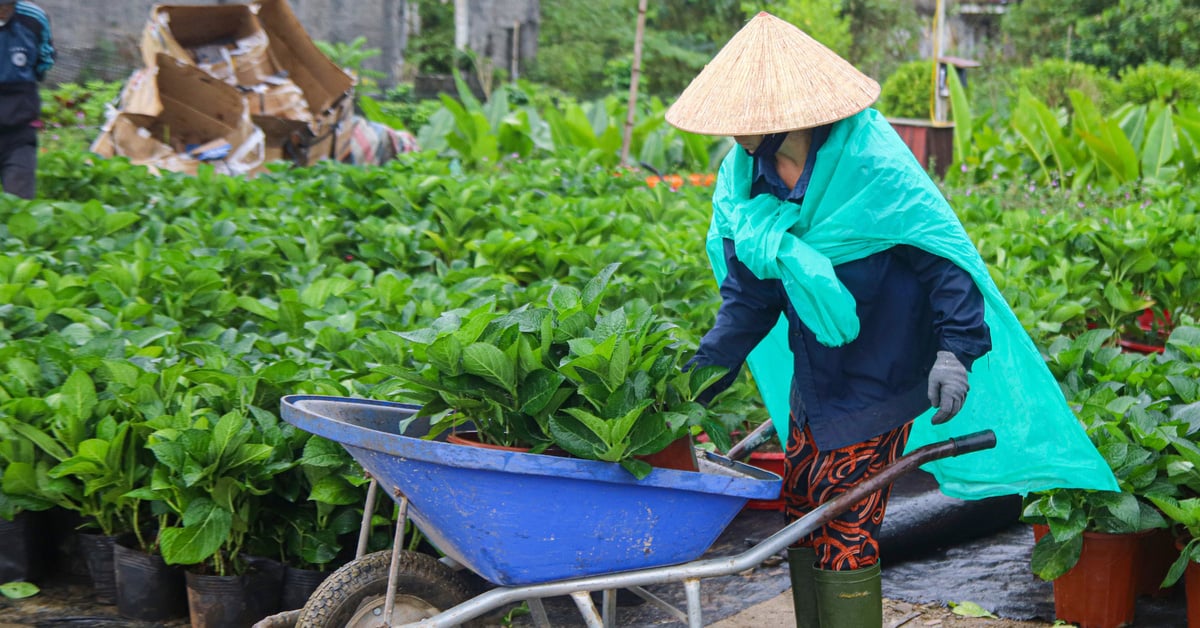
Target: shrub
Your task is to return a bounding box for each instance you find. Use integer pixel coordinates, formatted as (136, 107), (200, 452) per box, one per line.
(1116, 63), (1200, 109)
(876, 60), (933, 119)
(1007, 59), (1117, 113)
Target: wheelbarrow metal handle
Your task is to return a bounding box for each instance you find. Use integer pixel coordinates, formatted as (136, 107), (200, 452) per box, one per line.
(724, 420), (776, 461)
(950, 429), (997, 456)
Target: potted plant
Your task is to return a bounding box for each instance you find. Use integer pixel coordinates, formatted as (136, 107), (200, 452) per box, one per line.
(1025, 330), (1188, 627)
(146, 405), (293, 626)
(379, 264), (727, 479)
(260, 434), (370, 611)
(0, 368), (155, 604)
(1150, 494), (1200, 626)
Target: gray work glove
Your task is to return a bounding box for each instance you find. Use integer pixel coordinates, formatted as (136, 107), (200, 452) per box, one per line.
(927, 351), (969, 425)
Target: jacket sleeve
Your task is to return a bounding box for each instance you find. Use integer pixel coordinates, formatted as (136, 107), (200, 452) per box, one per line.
(689, 238), (787, 403)
(36, 12), (54, 80)
(895, 244), (991, 369)
(18, 2), (55, 80)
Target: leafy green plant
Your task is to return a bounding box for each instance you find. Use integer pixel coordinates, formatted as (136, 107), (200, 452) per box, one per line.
(1116, 63), (1200, 110)
(315, 36), (385, 88)
(147, 407), (293, 575)
(876, 60), (933, 120)
(1022, 329), (1200, 580)
(379, 263), (726, 479)
(1008, 59), (1116, 114)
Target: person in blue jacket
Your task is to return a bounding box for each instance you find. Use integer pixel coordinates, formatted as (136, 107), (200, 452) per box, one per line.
(0, 0), (54, 199)
(667, 13), (991, 628)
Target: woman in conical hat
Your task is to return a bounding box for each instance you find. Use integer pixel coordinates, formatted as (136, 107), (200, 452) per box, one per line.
(672, 11), (1115, 628)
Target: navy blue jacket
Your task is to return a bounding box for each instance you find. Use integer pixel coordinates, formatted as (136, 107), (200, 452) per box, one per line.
(1, 1), (54, 130)
(693, 128), (991, 450)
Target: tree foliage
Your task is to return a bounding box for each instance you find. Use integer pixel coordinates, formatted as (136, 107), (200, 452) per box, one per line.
(1002, 0), (1200, 74)
(743, 0), (852, 57)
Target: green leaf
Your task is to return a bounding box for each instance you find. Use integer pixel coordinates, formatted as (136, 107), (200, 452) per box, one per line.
(462, 343), (516, 394)
(949, 601), (996, 619)
(309, 475), (362, 506)
(549, 285), (582, 313)
(159, 499), (233, 566)
(1142, 103), (1177, 182)
(619, 458), (652, 480)
(547, 414), (604, 459)
(225, 444), (274, 471)
(57, 370), (97, 422)
(518, 369), (567, 416)
(0, 581), (40, 599)
(301, 436), (347, 469)
(560, 407), (612, 443)
(211, 412), (251, 463)
(582, 263), (620, 311)
(1030, 532), (1083, 581)
(946, 68), (973, 172)
(428, 335), (464, 376)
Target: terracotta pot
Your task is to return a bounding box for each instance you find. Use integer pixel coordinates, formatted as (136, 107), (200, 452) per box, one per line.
(1138, 527), (1180, 598)
(744, 451), (785, 511)
(448, 431), (698, 472)
(1186, 556), (1200, 628)
(1118, 338), (1165, 354)
(446, 431), (531, 453)
(1053, 530), (1150, 628)
(635, 435), (698, 473)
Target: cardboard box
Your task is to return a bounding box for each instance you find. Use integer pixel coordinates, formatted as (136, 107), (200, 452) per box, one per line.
(108, 0), (357, 171)
(255, 0), (355, 118)
(254, 0), (355, 165)
(244, 76), (312, 122)
(91, 55), (265, 177)
(141, 4), (279, 87)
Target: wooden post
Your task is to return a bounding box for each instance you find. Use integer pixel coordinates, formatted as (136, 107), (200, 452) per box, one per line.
(511, 21), (520, 80)
(620, 0), (649, 166)
(932, 0), (948, 123)
(454, 0), (469, 51)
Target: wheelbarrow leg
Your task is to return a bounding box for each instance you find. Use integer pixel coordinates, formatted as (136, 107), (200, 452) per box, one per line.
(601, 590), (617, 627)
(569, 591), (605, 628)
(684, 579), (703, 628)
(383, 494), (410, 626)
(356, 477), (380, 559)
(527, 598), (552, 627)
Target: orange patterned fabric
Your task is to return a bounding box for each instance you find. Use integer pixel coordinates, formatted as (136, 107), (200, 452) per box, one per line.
(782, 420), (912, 570)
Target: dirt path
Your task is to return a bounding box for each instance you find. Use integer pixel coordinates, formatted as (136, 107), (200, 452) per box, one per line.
(712, 592), (1056, 628)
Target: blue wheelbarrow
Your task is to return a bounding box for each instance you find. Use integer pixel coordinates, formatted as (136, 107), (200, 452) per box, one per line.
(272, 395), (996, 628)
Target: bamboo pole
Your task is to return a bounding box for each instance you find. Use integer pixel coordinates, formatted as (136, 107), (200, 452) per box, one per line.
(620, 0), (649, 166)
(931, 0), (947, 123)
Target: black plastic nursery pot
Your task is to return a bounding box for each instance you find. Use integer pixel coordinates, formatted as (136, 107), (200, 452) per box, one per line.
(280, 565), (330, 611)
(0, 512), (42, 583)
(76, 532), (118, 605)
(186, 557), (284, 628)
(245, 556), (286, 620)
(114, 541), (189, 621)
(187, 572), (249, 628)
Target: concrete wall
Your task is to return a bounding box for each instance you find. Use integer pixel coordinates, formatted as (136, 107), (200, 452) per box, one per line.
(35, 0), (537, 88)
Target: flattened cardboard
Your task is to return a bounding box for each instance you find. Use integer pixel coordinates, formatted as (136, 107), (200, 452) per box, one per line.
(93, 54), (265, 176)
(255, 0), (355, 115)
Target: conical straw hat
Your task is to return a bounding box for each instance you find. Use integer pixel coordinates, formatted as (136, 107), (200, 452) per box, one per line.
(666, 12), (880, 136)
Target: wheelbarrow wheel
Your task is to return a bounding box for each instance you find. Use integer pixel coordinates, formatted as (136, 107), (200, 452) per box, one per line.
(296, 549), (473, 627)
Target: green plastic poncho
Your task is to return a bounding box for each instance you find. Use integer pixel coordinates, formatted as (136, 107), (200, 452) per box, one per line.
(706, 108), (1118, 500)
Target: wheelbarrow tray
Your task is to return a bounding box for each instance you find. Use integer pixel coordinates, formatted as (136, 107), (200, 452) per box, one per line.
(281, 395), (782, 587)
